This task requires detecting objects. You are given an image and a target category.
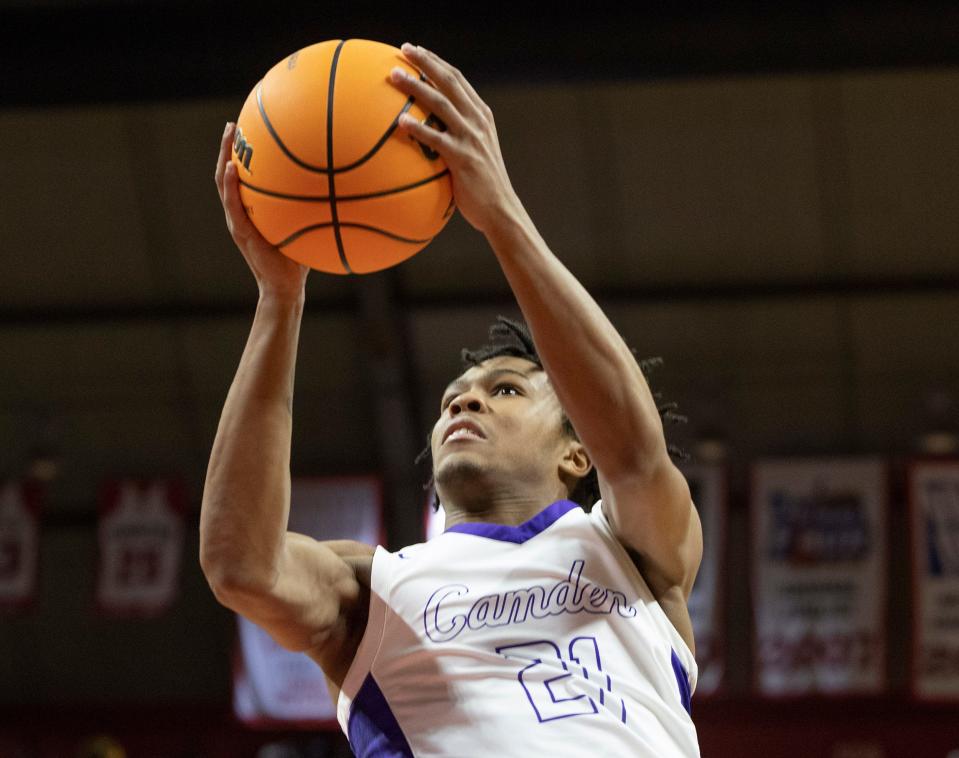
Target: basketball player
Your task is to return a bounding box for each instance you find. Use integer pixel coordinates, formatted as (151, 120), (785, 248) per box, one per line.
(202, 44), (702, 756)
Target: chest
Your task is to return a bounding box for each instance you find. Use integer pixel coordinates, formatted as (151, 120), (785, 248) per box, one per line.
(387, 537), (663, 654)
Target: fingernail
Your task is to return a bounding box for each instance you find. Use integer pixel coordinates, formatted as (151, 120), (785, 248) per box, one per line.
(224, 122), (230, 135)
(390, 67), (407, 81)
(401, 42), (415, 53)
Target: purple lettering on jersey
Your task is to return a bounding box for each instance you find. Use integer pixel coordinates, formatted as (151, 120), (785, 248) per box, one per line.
(497, 636), (628, 724)
(423, 560), (638, 643)
(424, 584), (468, 640)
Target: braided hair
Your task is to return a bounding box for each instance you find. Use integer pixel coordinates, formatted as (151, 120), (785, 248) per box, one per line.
(415, 316), (687, 511)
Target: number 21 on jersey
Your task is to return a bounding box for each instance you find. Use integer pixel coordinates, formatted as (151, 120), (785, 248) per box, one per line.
(495, 636), (627, 724)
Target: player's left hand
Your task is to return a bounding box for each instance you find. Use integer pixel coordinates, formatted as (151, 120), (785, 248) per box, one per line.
(391, 43), (523, 236)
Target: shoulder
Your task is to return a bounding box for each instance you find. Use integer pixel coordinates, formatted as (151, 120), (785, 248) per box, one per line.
(369, 539), (440, 583)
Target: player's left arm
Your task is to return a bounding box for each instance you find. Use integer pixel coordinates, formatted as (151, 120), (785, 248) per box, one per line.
(392, 44), (702, 598)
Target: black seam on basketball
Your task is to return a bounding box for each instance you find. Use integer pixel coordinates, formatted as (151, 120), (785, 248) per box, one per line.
(238, 168), (450, 202)
(327, 73), (424, 173)
(256, 84), (328, 173)
(327, 40), (351, 274)
(256, 78), (419, 175)
(276, 222), (433, 249)
(332, 96), (416, 173)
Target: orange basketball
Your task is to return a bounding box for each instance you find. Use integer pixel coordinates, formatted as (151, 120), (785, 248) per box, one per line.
(231, 39), (455, 274)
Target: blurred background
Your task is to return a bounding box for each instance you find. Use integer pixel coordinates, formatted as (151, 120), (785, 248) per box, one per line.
(1, 1), (958, 756)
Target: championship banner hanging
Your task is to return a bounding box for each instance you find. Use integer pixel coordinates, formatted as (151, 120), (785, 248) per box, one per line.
(682, 463), (726, 696)
(751, 458), (887, 696)
(233, 476), (383, 728)
(0, 480), (42, 612)
(96, 479), (186, 617)
(909, 459), (959, 701)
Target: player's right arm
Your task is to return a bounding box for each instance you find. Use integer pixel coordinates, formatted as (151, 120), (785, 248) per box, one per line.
(199, 123), (370, 681)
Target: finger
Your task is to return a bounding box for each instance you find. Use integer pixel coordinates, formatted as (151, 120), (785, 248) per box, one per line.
(222, 161), (262, 244)
(403, 43), (489, 117)
(400, 43), (478, 118)
(389, 67), (467, 134)
(397, 113), (453, 157)
(214, 122), (235, 201)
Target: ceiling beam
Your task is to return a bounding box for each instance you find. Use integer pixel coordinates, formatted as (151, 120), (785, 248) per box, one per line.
(0, 275), (957, 328)
(3, 3), (959, 106)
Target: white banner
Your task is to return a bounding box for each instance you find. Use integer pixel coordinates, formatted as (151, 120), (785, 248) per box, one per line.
(751, 459), (887, 696)
(233, 476), (382, 727)
(682, 463), (726, 696)
(0, 481), (42, 612)
(909, 460), (959, 701)
(96, 479), (186, 617)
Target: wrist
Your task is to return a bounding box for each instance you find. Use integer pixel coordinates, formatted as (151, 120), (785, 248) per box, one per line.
(482, 193), (534, 249)
(257, 288), (306, 312)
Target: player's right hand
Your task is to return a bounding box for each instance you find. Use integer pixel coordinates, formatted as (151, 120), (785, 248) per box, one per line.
(215, 122), (308, 300)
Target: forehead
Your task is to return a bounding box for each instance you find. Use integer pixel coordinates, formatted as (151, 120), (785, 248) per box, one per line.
(443, 356), (545, 393)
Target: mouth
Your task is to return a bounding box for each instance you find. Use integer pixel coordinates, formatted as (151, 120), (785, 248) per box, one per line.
(442, 420), (487, 445)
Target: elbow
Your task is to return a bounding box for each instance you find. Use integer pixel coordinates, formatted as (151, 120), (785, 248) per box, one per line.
(199, 555), (238, 603)
(204, 575), (243, 610)
(203, 569), (276, 613)
(199, 517), (281, 599)
(198, 541), (230, 590)
(199, 546), (277, 603)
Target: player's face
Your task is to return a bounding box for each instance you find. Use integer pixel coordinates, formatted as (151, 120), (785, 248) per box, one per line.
(430, 355), (575, 504)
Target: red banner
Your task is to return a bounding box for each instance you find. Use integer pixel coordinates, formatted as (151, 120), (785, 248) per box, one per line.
(0, 481), (42, 613)
(96, 479), (186, 617)
(909, 459), (959, 701)
(233, 476), (383, 728)
(751, 458), (888, 696)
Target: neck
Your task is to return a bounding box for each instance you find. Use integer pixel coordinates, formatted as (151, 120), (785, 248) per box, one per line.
(440, 481), (569, 528)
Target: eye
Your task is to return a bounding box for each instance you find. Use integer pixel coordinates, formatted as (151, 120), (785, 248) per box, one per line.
(492, 383), (521, 398)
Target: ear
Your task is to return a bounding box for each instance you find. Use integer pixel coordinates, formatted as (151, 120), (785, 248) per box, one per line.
(559, 439), (592, 482)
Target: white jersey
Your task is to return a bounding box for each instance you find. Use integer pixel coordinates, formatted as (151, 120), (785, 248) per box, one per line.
(337, 499), (700, 757)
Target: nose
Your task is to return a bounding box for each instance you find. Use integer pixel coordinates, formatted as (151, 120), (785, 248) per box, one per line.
(449, 391), (484, 415)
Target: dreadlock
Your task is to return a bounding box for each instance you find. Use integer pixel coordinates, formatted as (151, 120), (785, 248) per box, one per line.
(415, 316), (688, 512)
